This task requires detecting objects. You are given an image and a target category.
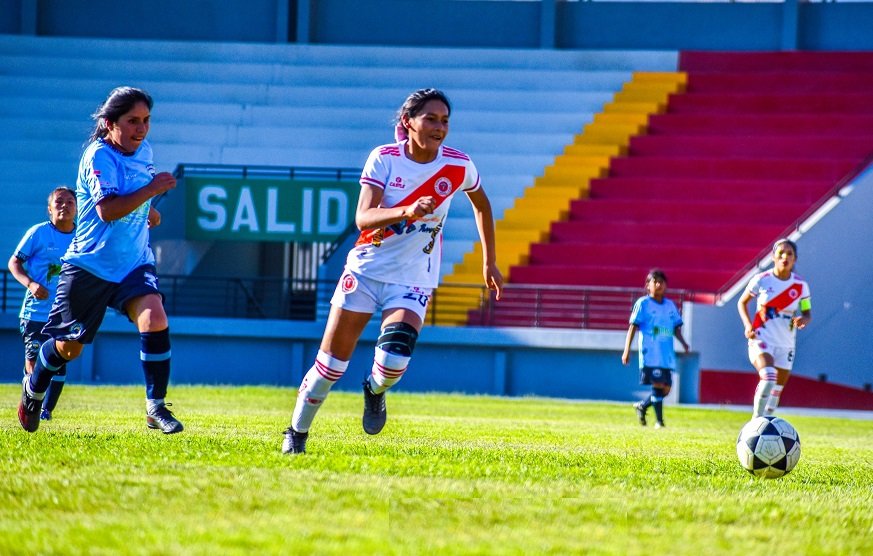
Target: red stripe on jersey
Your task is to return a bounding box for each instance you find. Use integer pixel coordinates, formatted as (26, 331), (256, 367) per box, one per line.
(752, 282), (804, 330)
(355, 164), (467, 247)
(361, 177), (384, 188)
(380, 146), (402, 156)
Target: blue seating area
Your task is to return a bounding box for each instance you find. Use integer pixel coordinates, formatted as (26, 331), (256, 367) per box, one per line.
(0, 34), (676, 275)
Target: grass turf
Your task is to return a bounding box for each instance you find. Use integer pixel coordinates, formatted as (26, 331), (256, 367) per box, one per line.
(1, 385), (871, 555)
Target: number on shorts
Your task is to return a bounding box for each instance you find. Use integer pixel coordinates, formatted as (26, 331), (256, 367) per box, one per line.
(403, 292), (430, 307)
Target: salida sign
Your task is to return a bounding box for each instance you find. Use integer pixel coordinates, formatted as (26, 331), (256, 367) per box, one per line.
(185, 177), (360, 242)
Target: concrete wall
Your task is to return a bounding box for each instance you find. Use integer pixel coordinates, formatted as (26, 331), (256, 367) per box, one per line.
(3, 0), (873, 51)
(0, 311), (697, 404)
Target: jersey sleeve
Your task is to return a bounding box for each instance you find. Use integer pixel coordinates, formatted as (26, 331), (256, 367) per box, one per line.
(629, 297), (645, 326)
(461, 158), (481, 193)
(360, 146), (389, 190)
(13, 224), (40, 261)
(87, 147), (121, 203)
(743, 273), (762, 298)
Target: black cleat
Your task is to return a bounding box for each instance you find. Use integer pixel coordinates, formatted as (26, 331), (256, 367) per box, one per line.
(362, 380), (387, 435)
(146, 403), (184, 434)
(282, 427), (308, 454)
(18, 379), (41, 433)
(633, 402), (647, 426)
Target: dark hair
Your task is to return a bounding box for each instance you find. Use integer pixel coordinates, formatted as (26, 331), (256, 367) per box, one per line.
(88, 86), (154, 143)
(646, 268), (668, 285)
(47, 186), (76, 205)
(773, 238), (798, 257)
(394, 88), (451, 127)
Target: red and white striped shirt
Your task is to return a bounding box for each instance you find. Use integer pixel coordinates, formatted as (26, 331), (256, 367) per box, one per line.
(347, 142), (481, 288)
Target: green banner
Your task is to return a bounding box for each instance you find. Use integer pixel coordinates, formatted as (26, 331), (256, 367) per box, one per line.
(185, 177), (360, 242)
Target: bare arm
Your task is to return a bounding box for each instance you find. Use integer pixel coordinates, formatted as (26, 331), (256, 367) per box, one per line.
(7, 255), (48, 300)
(354, 184), (435, 231)
(95, 172), (176, 223)
(621, 324), (638, 365)
(737, 291), (756, 339)
(793, 309), (811, 330)
(674, 326), (690, 353)
(467, 187), (503, 300)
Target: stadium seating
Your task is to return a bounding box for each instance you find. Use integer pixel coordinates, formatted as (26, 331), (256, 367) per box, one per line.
(485, 51), (873, 328)
(0, 34), (677, 279)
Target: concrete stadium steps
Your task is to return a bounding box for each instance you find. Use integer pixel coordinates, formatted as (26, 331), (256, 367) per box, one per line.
(647, 113), (873, 136)
(607, 156), (859, 181)
(565, 199), (812, 225)
(503, 50), (873, 324)
(628, 134), (873, 159)
(588, 177), (834, 205)
(433, 72), (685, 326)
(527, 242), (756, 271)
(0, 34), (679, 267)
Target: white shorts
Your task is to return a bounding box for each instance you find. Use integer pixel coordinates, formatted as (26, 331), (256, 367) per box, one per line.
(330, 269), (432, 321)
(748, 340), (795, 371)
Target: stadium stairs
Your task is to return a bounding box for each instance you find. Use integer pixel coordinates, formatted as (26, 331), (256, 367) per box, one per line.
(468, 51), (873, 329)
(0, 34), (676, 281)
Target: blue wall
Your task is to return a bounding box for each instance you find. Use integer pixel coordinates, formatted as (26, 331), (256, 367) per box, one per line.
(4, 0), (873, 51)
(0, 311), (697, 404)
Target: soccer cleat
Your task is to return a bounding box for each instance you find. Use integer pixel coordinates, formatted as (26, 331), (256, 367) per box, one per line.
(655, 421), (666, 429)
(18, 379), (41, 433)
(146, 403), (184, 434)
(633, 402), (647, 426)
(40, 408), (52, 421)
(282, 427), (308, 454)
(362, 380), (387, 435)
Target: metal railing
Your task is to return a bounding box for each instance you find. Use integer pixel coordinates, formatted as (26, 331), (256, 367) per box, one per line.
(0, 270), (695, 330)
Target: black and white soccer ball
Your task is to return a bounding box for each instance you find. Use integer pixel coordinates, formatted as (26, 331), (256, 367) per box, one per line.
(736, 415), (801, 479)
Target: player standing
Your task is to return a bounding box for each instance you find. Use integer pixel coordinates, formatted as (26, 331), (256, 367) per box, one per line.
(8, 187), (77, 421)
(17, 86), (182, 434)
(737, 239), (811, 417)
(622, 269), (689, 428)
(282, 88), (503, 454)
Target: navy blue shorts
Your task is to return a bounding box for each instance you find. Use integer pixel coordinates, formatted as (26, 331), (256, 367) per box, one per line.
(43, 263), (163, 344)
(19, 319), (49, 361)
(640, 366), (673, 386)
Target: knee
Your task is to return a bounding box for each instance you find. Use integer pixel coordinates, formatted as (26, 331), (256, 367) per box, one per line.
(377, 322), (419, 357)
(136, 305), (169, 332)
(55, 340), (83, 361)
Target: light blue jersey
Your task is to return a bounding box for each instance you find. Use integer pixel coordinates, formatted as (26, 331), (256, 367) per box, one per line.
(65, 138), (156, 282)
(629, 296), (683, 369)
(14, 221), (75, 321)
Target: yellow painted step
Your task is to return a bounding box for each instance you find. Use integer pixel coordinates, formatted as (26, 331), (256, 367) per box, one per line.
(563, 143), (624, 157)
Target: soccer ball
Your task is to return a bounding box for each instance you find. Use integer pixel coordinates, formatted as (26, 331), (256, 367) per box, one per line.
(736, 415), (801, 479)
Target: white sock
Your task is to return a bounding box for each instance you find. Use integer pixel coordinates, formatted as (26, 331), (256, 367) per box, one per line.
(367, 347), (410, 395)
(23, 375), (45, 401)
(291, 350), (348, 433)
(765, 385), (783, 415)
(753, 367), (777, 417)
(146, 398), (165, 413)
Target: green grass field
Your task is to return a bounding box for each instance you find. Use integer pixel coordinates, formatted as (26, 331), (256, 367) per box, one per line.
(1, 384), (871, 555)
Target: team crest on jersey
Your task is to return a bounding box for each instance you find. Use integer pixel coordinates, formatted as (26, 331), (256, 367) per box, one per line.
(434, 177), (453, 197)
(341, 273), (358, 294)
(389, 177), (405, 189)
(788, 288), (799, 299)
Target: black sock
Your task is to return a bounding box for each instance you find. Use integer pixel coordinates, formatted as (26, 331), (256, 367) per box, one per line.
(652, 387), (665, 423)
(141, 328), (171, 400)
(43, 367), (66, 411)
(30, 341), (68, 396)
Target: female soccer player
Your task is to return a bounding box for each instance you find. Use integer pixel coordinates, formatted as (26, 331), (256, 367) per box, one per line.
(737, 239), (811, 417)
(282, 88), (503, 454)
(8, 187), (77, 420)
(621, 269), (689, 428)
(18, 86), (182, 434)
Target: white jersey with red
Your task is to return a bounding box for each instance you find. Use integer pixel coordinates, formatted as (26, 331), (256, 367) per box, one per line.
(346, 142), (481, 288)
(743, 270), (811, 349)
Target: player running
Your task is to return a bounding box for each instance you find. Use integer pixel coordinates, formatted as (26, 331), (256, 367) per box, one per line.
(8, 187), (77, 421)
(738, 239), (811, 417)
(282, 88), (503, 454)
(622, 269), (689, 428)
(17, 86), (182, 434)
